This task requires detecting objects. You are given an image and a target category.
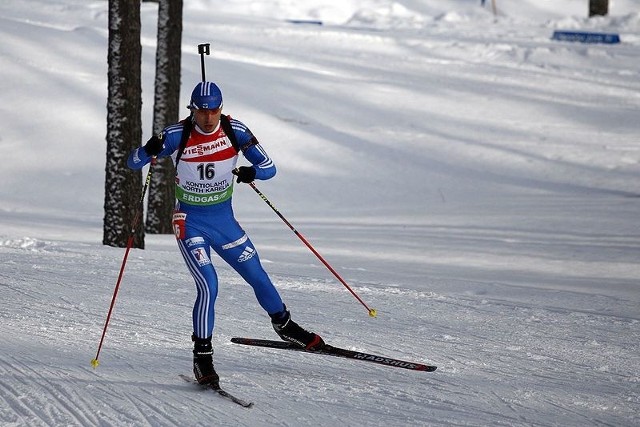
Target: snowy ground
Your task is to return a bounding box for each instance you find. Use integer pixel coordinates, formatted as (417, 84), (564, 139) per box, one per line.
(1, 0), (639, 426)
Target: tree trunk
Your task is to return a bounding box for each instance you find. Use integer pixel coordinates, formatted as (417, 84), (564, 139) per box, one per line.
(145, 0), (184, 234)
(103, 0), (144, 248)
(589, 0), (609, 17)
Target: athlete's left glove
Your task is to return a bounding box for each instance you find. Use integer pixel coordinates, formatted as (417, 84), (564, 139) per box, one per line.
(233, 166), (256, 183)
(143, 134), (164, 156)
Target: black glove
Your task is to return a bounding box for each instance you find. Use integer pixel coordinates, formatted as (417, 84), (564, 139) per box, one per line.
(143, 134), (164, 156)
(233, 166), (256, 183)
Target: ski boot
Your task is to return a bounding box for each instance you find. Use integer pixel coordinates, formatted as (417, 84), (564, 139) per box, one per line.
(270, 308), (325, 350)
(192, 334), (219, 387)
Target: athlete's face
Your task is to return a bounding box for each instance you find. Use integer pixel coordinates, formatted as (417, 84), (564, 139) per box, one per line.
(193, 107), (222, 133)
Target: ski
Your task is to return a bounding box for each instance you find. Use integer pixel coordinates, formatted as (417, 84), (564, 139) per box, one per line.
(231, 338), (437, 372)
(179, 374), (254, 408)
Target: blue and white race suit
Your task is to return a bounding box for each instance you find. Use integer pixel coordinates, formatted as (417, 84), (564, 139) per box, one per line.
(128, 116), (285, 339)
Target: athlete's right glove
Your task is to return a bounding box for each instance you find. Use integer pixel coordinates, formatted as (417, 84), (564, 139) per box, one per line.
(143, 134), (164, 156)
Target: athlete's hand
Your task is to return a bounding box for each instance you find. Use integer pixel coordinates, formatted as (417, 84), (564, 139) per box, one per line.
(233, 166), (256, 183)
(143, 134), (164, 156)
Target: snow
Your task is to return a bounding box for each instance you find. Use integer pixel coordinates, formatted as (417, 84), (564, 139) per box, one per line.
(1, 0), (639, 425)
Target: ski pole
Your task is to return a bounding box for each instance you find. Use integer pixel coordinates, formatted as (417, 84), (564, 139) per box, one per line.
(197, 43), (210, 81)
(91, 158), (157, 368)
(238, 173), (377, 318)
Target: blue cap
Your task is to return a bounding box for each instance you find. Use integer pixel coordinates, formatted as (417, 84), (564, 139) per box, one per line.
(189, 82), (223, 110)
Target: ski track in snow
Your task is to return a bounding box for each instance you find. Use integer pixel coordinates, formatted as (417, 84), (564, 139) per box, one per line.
(1, 232), (638, 426)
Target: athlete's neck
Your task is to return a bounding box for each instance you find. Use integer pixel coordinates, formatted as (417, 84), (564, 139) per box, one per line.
(194, 122), (220, 135)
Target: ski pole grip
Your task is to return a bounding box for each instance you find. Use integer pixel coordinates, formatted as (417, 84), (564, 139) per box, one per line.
(198, 43), (210, 55)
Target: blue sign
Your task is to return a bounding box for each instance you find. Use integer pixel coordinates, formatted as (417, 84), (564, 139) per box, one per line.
(552, 30), (620, 44)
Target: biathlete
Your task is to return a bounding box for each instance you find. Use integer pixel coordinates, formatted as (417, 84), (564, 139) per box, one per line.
(128, 81), (324, 387)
